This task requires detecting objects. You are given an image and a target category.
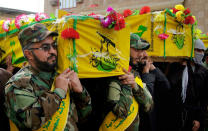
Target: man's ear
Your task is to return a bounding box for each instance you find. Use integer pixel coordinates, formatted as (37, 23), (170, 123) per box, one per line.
(24, 50), (33, 60)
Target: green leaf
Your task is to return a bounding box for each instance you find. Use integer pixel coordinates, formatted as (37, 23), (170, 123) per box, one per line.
(10, 41), (15, 46)
(12, 56), (27, 65)
(50, 13), (56, 19)
(165, 8), (176, 17)
(132, 10), (140, 15)
(11, 50), (16, 64)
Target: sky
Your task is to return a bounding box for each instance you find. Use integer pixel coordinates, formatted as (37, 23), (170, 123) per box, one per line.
(0, 0), (44, 12)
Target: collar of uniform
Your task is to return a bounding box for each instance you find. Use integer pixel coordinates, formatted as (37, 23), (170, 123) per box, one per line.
(29, 65), (56, 80)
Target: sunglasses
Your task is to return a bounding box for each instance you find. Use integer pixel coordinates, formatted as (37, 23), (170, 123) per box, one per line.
(29, 42), (57, 52)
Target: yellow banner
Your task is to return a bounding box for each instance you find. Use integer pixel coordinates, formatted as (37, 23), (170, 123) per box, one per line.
(57, 17), (130, 78)
(126, 13), (193, 57)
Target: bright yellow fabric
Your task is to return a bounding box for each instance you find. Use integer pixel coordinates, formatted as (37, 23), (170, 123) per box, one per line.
(0, 36), (24, 68)
(10, 80), (70, 131)
(58, 9), (69, 18)
(200, 36), (208, 48)
(1, 11), (195, 78)
(125, 13), (193, 57)
(99, 77), (143, 131)
(135, 76), (143, 88)
(99, 97), (139, 131)
(57, 18), (130, 78)
(9, 120), (18, 131)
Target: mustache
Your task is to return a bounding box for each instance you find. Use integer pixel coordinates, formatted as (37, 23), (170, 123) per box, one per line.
(47, 54), (57, 60)
(133, 56), (148, 61)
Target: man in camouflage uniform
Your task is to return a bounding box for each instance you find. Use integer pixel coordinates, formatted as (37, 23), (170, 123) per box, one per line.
(4, 23), (91, 131)
(102, 33), (153, 131)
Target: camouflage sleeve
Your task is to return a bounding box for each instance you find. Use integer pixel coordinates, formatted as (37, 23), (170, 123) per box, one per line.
(4, 83), (66, 130)
(107, 81), (133, 118)
(132, 83), (153, 112)
(71, 86), (92, 122)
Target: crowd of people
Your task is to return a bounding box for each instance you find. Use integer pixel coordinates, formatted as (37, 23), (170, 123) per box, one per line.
(0, 23), (208, 131)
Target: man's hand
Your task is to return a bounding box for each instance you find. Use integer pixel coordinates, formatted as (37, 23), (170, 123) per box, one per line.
(68, 70), (83, 93)
(6, 55), (14, 74)
(192, 120), (200, 131)
(119, 68), (137, 88)
(55, 68), (72, 93)
(142, 59), (151, 74)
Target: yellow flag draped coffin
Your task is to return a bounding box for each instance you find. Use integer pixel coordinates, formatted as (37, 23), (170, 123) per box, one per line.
(0, 5), (200, 78)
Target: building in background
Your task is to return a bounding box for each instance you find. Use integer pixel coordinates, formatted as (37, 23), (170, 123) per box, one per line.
(0, 7), (35, 19)
(44, 0), (208, 34)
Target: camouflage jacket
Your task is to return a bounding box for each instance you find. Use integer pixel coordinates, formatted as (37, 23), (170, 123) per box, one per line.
(4, 66), (91, 131)
(107, 69), (153, 119)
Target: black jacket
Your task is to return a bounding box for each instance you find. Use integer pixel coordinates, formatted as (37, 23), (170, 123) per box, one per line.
(140, 67), (172, 131)
(168, 62), (208, 131)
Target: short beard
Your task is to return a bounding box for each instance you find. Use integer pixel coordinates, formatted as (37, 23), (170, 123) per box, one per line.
(32, 51), (57, 72)
(130, 57), (146, 73)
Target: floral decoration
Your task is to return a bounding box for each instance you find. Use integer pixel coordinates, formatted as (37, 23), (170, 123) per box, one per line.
(61, 28), (80, 39)
(158, 33), (169, 40)
(88, 13), (103, 20)
(123, 9), (132, 17)
(167, 4), (195, 25)
(35, 13), (49, 22)
(2, 19), (11, 32)
(184, 16), (195, 24)
(184, 8), (191, 15)
(194, 28), (202, 39)
(175, 11), (184, 22)
(100, 6), (125, 30)
(154, 12), (165, 22)
(175, 4), (185, 11)
(15, 14), (29, 29)
(140, 6), (151, 15)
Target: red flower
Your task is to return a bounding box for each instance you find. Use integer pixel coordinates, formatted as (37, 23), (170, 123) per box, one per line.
(123, 9), (132, 17)
(109, 11), (117, 21)
(88, 12), (96, 16)
(140, 6), (151, 15)
(184, 16), (195, 24)
(184, 8), (191, 15)
(172, 8), (179, 13)
(61, 28), (80, 39)
(114, 13), (125, 30)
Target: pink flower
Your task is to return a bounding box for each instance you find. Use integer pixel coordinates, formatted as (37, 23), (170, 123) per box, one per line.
(158, 33), (169, 40)
(15, 14), (28, 29)
(107, 6), (114, 12)
(101, 16), (113, 28)
(2, 19), (11, 32)
(35, 13), (49, 22)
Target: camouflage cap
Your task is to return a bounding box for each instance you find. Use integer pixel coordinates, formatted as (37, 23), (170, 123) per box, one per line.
(130, 33), (150, 50)
(18, 23), (58, 50)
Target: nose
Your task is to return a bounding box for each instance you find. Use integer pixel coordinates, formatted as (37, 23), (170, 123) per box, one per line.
(48, 45), (57, 54)
(143, 50), (148, 57)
